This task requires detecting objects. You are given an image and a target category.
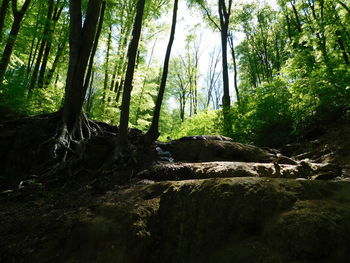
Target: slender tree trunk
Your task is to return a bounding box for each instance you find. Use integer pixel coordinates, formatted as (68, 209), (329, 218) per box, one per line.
(0, 16), (21, 84)
(291, 2), (302, 33)
(0, 0), (32, 86)
(44, 40), (66, 87)
(144, 0), (178, 143)
(28, 0), (55, 93)
(28, 34), (41, 73)
(336, 30), (349, 65)
(338, 0), (350, 16)
(85, 70), (95, 115)
(134, 39), (157, 125)
(102, 24), (112, 104)
(26, 9), (41, 75)
(83, 0), (105, 93)
(118, 0), (146, 145)
(228, 34), (240, 105)
(0, 0), (10, 42)
(38, 4), (64, 89)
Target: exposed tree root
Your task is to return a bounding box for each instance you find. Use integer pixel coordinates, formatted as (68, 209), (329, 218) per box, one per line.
(0, 111), (154, 191)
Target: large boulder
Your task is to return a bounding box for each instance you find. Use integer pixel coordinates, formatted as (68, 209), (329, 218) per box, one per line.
(160, 135), (276, 163)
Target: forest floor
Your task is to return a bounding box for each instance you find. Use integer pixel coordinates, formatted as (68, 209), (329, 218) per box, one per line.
(0, 110), (350, 263)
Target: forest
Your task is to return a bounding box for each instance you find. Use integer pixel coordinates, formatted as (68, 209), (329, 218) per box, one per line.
(0, 0), (349, 146)
(1, 0), (350, 262)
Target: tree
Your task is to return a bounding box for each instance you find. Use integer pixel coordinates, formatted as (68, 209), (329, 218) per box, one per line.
(144, 0), (179, 143)
(0, 0), (32, 86)
(118, 0), (146, 146)
(192, 0), (233, 134)
(168, 57), (190, 121)
(60, 0), (103, 141)
(27, 0), (66, 93)
(0, 0), (10, 42)
(205, 48), (221, 109)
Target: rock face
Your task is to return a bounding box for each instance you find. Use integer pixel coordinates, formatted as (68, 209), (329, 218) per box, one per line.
(2, 178), (350, 263)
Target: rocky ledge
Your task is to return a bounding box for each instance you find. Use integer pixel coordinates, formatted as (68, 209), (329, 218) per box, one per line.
(1, 177), (350, 263)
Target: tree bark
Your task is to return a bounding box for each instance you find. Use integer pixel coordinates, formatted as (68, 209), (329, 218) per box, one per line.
(0, 0), (10, 42)
(62, 0), (102, 135)
(118, 0), (146, 146)
(144, 0), (179, 144)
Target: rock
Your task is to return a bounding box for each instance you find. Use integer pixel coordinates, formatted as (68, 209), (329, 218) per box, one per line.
(273, 154), (298, 165)
(138, 161), (340, 181)
(2, 178), (350, 263)
(155, 178), (350, 263)
(312, 172), (339, 180)
(161, 135), (275, 163)
(138, 161), (311, 181)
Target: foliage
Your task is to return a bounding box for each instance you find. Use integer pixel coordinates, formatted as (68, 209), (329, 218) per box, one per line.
(1, 0), (350, 147)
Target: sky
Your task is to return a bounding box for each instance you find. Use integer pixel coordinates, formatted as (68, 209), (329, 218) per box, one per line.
(151, 0), (277, 104)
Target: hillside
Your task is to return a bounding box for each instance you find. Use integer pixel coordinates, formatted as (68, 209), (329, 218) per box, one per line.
(1, 117), (349, 263)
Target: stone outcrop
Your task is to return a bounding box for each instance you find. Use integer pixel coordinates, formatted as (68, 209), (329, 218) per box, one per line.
(138, 161), (341, 182)
(160, 135), (277, 163)
(2, 178), (350, 263)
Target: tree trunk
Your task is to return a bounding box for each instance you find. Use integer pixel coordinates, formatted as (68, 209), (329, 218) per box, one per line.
(26, 7), (42, 75)
(102, 24), (112, 104)
(38, 3), (64, 89)
(144, 0), (179, 144)
(134, 39), (157, 125)
(228, 34), (240, 105)
(44, 40), (66, 88)
(0, 0), (31, 86)
(118, 0), (146, 146)
(83, 0), (105, 93)
(85, 70), (95, 115)
(0, 0), (10, 42)
(336, 30), (349, 65)
(291, 2), (302, 33)
(62, 0), (102, 135)
(28, 0), (54, 93)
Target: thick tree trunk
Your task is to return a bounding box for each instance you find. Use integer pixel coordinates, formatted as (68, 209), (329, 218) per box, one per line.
(0, 0), (31, 85)
(0, 0), (10, 42)
(62, 0), (102, 135)
(144, 0), (179, 144)
(118, 0), (146, 145)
